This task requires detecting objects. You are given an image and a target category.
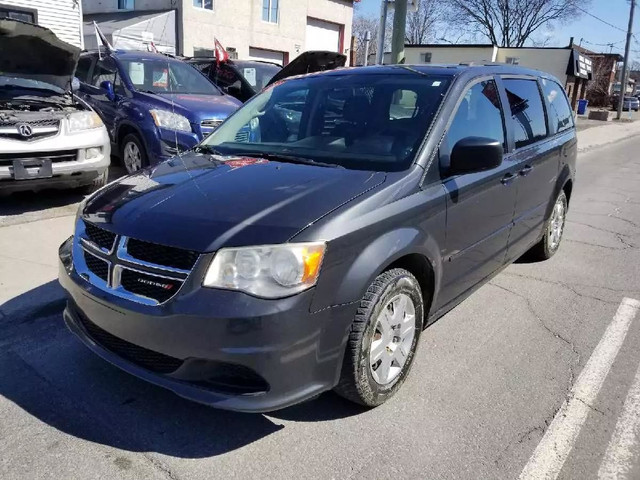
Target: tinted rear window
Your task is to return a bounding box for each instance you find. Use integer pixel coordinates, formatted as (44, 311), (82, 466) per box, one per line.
(540, 78), (574, 134)
(503, 78), (548, 148)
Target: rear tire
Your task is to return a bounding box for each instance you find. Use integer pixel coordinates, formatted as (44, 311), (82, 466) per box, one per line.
(78, 170), (107, 195)
(334, 268), (424, 407)
(120, 133), (148, 174)
(527, 190), (567, 261)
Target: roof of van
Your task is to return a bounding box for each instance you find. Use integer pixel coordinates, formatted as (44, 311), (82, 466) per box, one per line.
(318, 63), (557, 80)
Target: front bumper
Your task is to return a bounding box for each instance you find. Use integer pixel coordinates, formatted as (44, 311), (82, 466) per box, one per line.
(58, 240), (356, 412)
(0, 126), (110, 193)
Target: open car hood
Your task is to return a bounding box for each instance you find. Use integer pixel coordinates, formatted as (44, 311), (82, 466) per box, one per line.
(0, 19), (80, 91)
(265, 51), (346, 87)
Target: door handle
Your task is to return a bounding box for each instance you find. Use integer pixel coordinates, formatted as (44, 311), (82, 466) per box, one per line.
(519, 165), (533, 176)
(501, 173), (517, 185)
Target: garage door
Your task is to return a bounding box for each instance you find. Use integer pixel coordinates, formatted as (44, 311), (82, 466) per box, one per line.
(306, 17), (341, 52)
(248, 47), (284, 66)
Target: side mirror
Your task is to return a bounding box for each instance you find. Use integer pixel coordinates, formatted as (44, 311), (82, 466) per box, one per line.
(100, 80), (116, 101)
(450, 136), (503, 175)
(71, 77), (81, 92)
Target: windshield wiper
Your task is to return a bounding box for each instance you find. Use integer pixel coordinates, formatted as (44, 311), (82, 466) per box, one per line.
(194, 145), (224, 155)
(234, 152), (343, 168)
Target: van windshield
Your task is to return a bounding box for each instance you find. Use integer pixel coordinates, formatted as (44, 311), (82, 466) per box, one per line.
(202, 72), (452, 171)
(120, 58), (220, 95)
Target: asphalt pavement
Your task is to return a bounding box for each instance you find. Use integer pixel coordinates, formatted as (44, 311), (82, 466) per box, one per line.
(1, 137), (640, 480)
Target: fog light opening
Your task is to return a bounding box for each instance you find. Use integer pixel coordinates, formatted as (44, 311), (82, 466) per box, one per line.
(85, 147), (101, 160)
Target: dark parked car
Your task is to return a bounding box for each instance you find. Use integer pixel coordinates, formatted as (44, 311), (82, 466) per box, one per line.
(59, 64), (576, 412)
(613, 95), (640, 111)
(188, 51), (347, 103)
(75, 50), (242, 173)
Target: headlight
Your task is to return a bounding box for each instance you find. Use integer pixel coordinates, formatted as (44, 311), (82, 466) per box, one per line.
(68, 111), (103, 132)
(203, 242), (326, 298)
(150, 109), (192, 132)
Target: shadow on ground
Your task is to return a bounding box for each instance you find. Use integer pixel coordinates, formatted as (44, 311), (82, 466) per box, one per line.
(0, 281), (364, 459)
(0, 163), (125, 218)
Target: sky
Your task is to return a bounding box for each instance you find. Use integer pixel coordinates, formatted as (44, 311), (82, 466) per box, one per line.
(355, 0), (640, 57)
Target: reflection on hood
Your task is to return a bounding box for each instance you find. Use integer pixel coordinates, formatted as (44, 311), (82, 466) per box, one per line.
(83, 153), (386, 251)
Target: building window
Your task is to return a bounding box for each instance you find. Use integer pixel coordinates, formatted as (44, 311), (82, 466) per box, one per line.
(262, 0), (279, 23)
(0, 6), (36, 23)
(193, 0), (213, 11)
(118, 0), (134, 9)
(506, 57), (520, 65)
(420, 52), (432, 63)
(194, 47), (214, 57)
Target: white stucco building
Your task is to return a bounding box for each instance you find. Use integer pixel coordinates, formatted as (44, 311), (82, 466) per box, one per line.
(0, 0), (83, 47)
(82, 0), (354, 64)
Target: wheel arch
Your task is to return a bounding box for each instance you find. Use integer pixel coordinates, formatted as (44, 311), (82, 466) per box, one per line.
(312, 227), (442, 318)
(116, 121), (148, 158)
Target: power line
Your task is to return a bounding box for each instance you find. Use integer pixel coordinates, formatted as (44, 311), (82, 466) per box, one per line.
(581, 38), (625, 47)
(574, 5), (629, 33)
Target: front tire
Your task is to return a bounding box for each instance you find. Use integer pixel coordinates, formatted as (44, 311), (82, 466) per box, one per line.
(528, 190), (567, 260)
(120, 133), (148, 174)
(334, 268), (424, 407)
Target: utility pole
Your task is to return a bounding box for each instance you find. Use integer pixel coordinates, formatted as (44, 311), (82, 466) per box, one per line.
(376, 0), (389, 64)
(391, 0), (408, 64)
(363, 31), (372, 66)
(617, 0), (635, 120)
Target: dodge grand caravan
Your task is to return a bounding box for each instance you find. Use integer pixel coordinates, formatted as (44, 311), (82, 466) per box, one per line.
(59, 64), (577, 412)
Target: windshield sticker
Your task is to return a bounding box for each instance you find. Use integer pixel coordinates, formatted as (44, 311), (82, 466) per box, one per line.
(243, 68), (257, 87)
(432, 81), (442, 87)
(129, 62), (145, 85)
(153, 69), (168, 88)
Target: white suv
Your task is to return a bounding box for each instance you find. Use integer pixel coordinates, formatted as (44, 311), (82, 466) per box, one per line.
(0, 19), (110, 195)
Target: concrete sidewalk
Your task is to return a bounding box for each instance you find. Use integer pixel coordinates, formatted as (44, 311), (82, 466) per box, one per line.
(576, 118), (640, 153)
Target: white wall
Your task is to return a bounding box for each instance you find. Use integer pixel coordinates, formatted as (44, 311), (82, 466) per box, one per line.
(179, 0), (353, 63)
(2, 0), (82, 47)
(81, 0), (353, 62)
(405, 46), (497, 64)
(496, 48), (570, 84)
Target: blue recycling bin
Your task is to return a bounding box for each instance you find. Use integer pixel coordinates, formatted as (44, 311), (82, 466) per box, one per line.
(577, 99), (589, 115)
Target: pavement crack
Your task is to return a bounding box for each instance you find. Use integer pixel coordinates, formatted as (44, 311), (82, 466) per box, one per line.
(489, 282), (581, 394)
(570, 211), (640, 230)
(565, 238), (628, 250)
(567, 220), (637, 237)
(140, 454), (182, 480)
(573, 396), (606, 416)
(501, 271), (635, 298)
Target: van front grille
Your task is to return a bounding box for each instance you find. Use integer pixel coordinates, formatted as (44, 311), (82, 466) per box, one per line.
(76, 309), (183, 374)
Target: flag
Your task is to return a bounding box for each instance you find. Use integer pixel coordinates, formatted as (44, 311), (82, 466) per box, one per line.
(214, 37), (229, 63)
(148, 41), (159, 53)
(93, 21), (113, 59)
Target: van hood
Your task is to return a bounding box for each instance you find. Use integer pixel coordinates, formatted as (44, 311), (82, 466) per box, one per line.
(138, 92), (241, 120)
(265, 51), (347, 87)
(0, 19), (80, 91)
(82, 153), (386, 252)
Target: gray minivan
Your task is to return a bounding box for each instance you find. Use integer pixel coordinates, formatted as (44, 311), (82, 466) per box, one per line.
(59, 64), (576, 412)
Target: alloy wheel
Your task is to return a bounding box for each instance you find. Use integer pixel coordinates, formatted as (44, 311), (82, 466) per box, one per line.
(548, 195), (566, 250)
(369, 293), (416, 385)
(123, 141), (142, 173)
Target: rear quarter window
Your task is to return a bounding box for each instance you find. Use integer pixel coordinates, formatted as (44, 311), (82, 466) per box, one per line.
(540, 78), (574, 134)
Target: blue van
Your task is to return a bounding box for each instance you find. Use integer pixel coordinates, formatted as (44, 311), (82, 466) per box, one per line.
(75, 50), (242, 173)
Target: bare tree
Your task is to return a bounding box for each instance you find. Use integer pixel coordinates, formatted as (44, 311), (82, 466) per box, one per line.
(352, 9), (393, 65)
(445, 0), (591, 47)
(586, 56), (616, 107)
(405, 0), (445, 45)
